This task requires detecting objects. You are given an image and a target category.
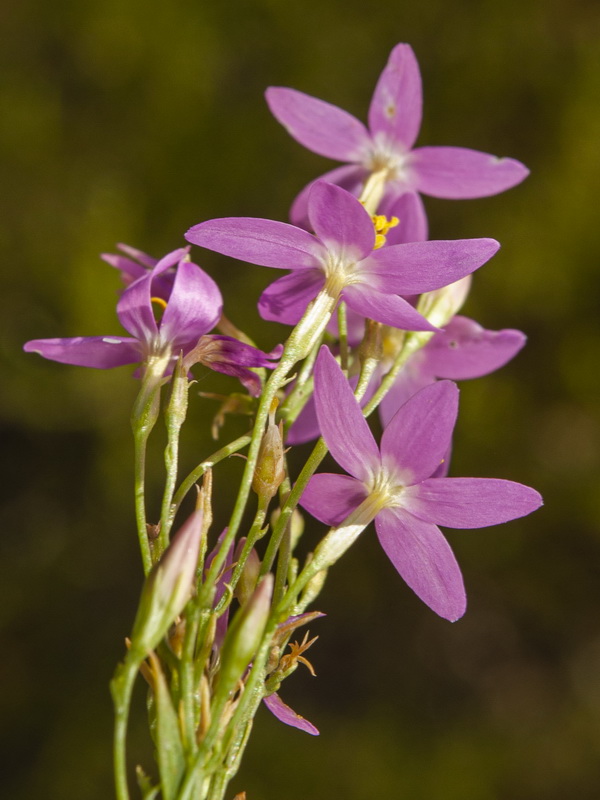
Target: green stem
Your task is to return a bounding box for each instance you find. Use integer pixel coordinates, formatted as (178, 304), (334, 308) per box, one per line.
(337, 301), (349, 373)
(159, 362), (189, 549)
(111, 655), (141, 800)
(169, 434), (252, 527)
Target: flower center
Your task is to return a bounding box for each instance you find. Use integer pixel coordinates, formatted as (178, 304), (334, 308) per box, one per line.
(366, 134), (410, 183)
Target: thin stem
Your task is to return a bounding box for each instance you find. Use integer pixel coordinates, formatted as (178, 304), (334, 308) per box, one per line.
(169, 434), (252, 527)
(159, 363), (189, 549)
(337, 301), (349, 373)
(180, 601), (202, 755)
(111, 656), (140, 800)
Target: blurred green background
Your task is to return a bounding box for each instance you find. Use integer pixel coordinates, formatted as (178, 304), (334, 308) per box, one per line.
(2, 0), (600, 798)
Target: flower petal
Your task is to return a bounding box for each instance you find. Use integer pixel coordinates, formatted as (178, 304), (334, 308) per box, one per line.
(360, 238), (499, 295)
(368, 43), (423, 150)
(300, 473), (369, 526)
(265, 86), (371, 162)
(314, 346), (380, 481)
(258, 269), (324, 325)
(186, 217), (326, 270)
(375, 507), (466, 621)
(423, 316), (526, 379)
(383, 191), (428, 244)
(307, 182), (375, 260)
(343, 285), (436, 332)
(412, 147), (530, 199)
(290, 165), (368, 229)
(160, 260), (222, 350)
(404, 477), (543, 529)
(116, 268), (157, 342)
(377, 362), (432, 428)
(263, 692), (319, 736)
(380, 380), (458, 485)
(23, 336), (140, 369)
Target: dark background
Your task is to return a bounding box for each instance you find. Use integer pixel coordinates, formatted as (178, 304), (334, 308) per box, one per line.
(2, 1), (600, 798)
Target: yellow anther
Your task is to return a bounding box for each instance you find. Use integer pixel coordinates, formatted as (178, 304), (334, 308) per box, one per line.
(371, 214), (400, 249)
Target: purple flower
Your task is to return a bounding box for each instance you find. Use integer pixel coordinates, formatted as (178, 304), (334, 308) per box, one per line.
(25, 248), (223, 374)
(266, 43), (529, 227)
(186, 181), (499, 333)
(183, 335), (283, 397)
(378, 315), (527, 426)
(101, 243), (160, 286)
(299, 347), (542, 621)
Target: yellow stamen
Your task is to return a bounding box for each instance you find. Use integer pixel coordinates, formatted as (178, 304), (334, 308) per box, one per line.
(371, 214), (400, 249)
(151, 296), (168, 312)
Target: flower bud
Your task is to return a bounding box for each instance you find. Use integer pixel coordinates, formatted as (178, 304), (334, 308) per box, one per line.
(217, 575), (273, 697)
(233, 537), (261, 606)
(418, 276), (472, 329)
(130, 510), (202, 656)
(252, 399), (285, 500)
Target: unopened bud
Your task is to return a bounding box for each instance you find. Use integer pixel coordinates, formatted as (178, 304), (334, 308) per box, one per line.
(233, 537), (261, 605)
(252, 399), (285, 500)
(418, 276), (472, 329)
(130, 509), (203, 656)
(300, 559), (328, 608)
(218, 575), (273, 696)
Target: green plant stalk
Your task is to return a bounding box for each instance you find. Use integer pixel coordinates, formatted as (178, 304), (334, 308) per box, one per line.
(111, 654), (143, 800)
(337, 300), (349, 372)
(169, 434), (252, 526)
(160, 363), (190, 549)
(199, 289), (337, 609)
(131, 372), (164, 575)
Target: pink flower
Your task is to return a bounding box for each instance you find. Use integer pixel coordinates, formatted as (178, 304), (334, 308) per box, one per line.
(266, 44), (529, 228)
(299, 347), (542, 621)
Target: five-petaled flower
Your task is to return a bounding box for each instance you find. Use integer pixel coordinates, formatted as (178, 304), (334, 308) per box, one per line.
(266, 43), (529, 230)
(186, 181), (499, 333)
(299, 347), (542, 621)
(24, 247), (280, 393)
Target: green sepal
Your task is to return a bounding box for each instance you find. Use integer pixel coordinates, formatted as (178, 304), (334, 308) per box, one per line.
(148, 654), (185, 800)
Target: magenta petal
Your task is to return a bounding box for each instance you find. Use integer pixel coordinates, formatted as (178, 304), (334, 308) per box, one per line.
(375, 507), (466, 621)
(290, 165), (368, 229)
(343, 285), (436, 332)
(285, 394), (320, 446)
(258, 269), (324, 325)
(423, 316), (526, 379)
(314, 346), (380, 482)
(265, 86), (371, 162)
(412, 146), (530, 199)
(160, 260), (222, 350)
(380, 381), (458, 485)
(368, 44), (423, 150)
(404, 477), (543, 529)
(24, 336), (140, 368)
(186, 218), (326, 270)
(384, 192), (428, 244)
(300, 473), (368, 526)
(360, 238), (499, 295)
(378, 363), (432, 428)
(116, 269), (157, 342)
(307, 182), (375, 259)
(263, 692), (319, 736)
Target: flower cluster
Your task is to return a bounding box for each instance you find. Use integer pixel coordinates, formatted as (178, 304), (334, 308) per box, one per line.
(24, 41), (542, 797)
